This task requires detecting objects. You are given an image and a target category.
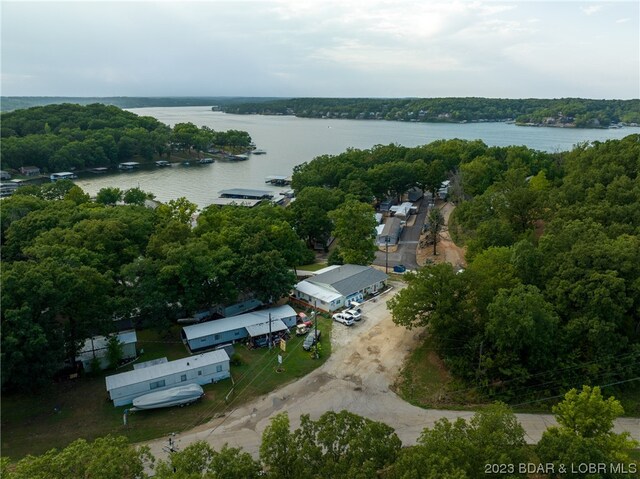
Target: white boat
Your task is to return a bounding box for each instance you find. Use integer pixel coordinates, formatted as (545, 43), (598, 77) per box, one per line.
(132, 383), (204, 410)
(252, 149), (267, 155)
(198, 158), (214, 164)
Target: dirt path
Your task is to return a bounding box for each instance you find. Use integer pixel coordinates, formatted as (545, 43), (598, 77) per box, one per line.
(416, 201), (466, 268)
(142, 283), (639, 459)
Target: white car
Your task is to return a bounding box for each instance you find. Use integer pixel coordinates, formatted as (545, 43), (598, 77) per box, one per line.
(332, 313), (354, 326)
(344, 309), (362, 321)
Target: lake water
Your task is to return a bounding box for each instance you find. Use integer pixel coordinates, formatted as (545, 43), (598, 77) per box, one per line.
(75, 107), (636, 208)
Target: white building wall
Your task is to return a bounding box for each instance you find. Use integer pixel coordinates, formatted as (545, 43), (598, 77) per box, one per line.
(109, 360), (230, 406)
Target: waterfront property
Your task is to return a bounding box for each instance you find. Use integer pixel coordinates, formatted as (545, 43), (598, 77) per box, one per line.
(118, 162), (140, 170)
(50, 172), (78, 181)
(19, 166), (41, 177)
(293, 264), (388, 312)
(265, 175), (292, 186)
(181, 305), (297, 352)
(208, 197), (263, 208)
(218, 188), (275, 200)
(105, 349), (230, 406)
(76, 330), (138, 371)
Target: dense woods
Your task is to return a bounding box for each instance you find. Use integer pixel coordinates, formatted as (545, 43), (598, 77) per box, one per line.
(0, 184), (314, 391)
(387, 134), (640, 406)
(0, 104), (251, 173)
(225, 97), (640, 127)
(4, 388), (637, 477)
(291, 134), (640, 406)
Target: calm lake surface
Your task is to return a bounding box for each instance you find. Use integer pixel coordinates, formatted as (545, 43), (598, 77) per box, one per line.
(76, 107), (636, 208)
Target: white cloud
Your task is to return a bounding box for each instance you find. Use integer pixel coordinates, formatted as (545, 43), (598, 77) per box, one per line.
(581, 5), (603, 16)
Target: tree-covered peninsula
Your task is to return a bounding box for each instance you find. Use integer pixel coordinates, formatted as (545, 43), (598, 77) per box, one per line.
(224, 97), (640, 128)
(0, 103), (251, 173)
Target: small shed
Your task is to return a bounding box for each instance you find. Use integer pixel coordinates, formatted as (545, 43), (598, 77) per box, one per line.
(76, 330), (137, 371)
(105, 349), (230, 406)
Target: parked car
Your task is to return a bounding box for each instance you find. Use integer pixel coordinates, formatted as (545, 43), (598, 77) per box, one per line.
(296, 324), (309, 336)
(303, 331), (321, 350)
(332, 313), (355, 326)
(344, 309), (362, 321)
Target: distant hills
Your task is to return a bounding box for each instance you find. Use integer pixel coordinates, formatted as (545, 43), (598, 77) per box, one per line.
(0, 96), (283, 112)
(2, 96), (638, 128)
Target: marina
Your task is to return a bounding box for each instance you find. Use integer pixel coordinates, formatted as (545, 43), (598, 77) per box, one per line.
(71, 107), (635, 209)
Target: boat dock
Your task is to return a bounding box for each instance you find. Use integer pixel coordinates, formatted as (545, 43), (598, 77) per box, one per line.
(265, 175), (292, 186)
(118, 162), (140, 171)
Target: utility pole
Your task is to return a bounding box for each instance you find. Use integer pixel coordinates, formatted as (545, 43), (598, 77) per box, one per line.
(268, 313), (272, 350)
(385, 236), (390, 274)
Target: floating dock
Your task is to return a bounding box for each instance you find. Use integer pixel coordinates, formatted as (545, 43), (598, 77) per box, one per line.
(265, 175), (292, 186)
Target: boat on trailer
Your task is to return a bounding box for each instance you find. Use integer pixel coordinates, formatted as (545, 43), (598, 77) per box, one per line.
(132, 383), (204, 410)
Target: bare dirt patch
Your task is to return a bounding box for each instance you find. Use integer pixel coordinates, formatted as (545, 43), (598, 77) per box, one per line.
(416, 201), (466, 269)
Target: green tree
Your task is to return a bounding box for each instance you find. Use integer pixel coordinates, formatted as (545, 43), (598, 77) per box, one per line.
(388, 403), (529, 479)
(64, 185), (91, 205)
(260, 413), (302, 479)
(328, 199), (377, 265)
(157, 197), (197, 225)
(5, 435), (153, 479)
(96, 187), (123, 206)
(295, 410), (402, 478)
(483, 284), (559, 394)
(536, 386), (638, 478)
(123, 187), (149, 206)
(106, 335), (123, 369)
(154, 441), (259, 479)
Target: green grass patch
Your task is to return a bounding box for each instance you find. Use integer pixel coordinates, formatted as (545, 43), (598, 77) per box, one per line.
(297, 262), (328, 272)
(1, 320), (332, 460)
(394, 334), (484, 410)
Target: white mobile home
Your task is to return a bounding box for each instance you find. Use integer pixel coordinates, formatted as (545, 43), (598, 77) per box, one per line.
(181, 305), (297, 352)
(105, 349), (230, 406)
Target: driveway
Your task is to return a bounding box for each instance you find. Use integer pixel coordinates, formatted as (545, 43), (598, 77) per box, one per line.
(142, 284), (640, 459)
(373, 198), (429, 271)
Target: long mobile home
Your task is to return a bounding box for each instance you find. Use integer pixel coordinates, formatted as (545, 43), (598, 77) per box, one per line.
(105, 349), (230, 406)
(181, 305), (297, 352)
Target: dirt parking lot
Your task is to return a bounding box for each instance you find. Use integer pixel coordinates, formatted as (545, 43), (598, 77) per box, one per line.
(142, 283), (640, 459)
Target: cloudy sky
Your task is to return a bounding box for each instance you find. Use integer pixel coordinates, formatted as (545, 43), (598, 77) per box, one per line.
(1, 0), (638, 98)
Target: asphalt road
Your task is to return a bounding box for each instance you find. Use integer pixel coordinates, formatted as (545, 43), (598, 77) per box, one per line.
(373, 198), (429, 271)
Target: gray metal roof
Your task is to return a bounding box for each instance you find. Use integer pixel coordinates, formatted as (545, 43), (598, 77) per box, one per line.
(218, 188), (274, 199)
(182, 305), (296, 341)
(245, 319), (288, 337)
(105, 349), (229, 391)
(307, 265), (388, 297)
(381, 217), (403, 236)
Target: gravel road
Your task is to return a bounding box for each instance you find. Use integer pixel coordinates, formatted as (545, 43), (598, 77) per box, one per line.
(143, 284), (639, 460)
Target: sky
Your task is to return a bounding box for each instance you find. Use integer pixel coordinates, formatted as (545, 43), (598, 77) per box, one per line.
(1, 0), (639, 99)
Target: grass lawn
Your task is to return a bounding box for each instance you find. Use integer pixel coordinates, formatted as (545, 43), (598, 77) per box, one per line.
(393, 334), (485, 410)
(297, 262), (328, 272)
(1, 319), (332, 460)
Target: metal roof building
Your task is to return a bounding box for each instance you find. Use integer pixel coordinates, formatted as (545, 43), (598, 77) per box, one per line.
(293, 264), (388, 312)
(105, 349), (230, 406)
(218, 188), (274, 200)
(181, 305), (297, 352)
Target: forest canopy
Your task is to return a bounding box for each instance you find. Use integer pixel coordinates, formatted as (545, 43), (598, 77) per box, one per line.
(224, 97), (640, 127)
(0, 103), (251, 172)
